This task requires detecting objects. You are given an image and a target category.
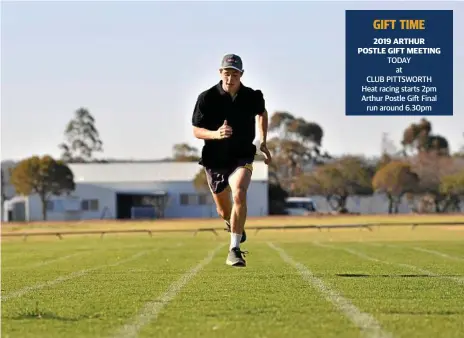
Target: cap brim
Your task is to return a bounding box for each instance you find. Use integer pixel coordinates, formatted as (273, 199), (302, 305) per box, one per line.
(221, 66), (243, 72)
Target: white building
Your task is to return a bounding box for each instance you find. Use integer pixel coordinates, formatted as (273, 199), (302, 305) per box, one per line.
(4, 161), (269, 222)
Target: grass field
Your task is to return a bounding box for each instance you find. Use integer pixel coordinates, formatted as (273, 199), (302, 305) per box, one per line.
(2, 215), (464, 338)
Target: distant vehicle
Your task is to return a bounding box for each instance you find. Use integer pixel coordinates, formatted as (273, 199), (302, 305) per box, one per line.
(284, 197), (317, 215)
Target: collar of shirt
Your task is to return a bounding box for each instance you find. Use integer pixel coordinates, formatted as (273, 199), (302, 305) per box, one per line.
(216, 81), (244, 101)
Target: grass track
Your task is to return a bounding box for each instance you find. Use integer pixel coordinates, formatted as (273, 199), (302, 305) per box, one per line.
(139, 242), (363, 338)
(279, 241), (464, 337)
(1, 216), (464, 337)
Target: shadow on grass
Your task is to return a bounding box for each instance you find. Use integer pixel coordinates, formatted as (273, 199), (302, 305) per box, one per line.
(336, 273), (462, 278)
(383, 310), (464, 316)
(10, 311), (103, 321)
(8, 302), (103, 322)
(11, 311), (79, 322)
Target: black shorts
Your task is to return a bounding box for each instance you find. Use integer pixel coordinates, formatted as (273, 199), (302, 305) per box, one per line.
(204, 159), (254, 194)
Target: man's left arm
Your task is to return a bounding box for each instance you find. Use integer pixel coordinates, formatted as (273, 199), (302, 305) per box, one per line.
(255, 90), (271, 164)
(256, 109), (268, 145)
(254, 90), (268, 144)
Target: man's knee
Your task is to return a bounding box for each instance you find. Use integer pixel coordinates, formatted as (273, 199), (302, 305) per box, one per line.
(216, 205), (231, 220)
(211, 186), (232, 220)
(232, 188), (247, 206)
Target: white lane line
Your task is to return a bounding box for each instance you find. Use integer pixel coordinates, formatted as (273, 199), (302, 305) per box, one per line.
(365, 242), (464, 262)
(364, 242), (464, 262)
(267, 242), (392, 338)
(5, 252), (88, 270)
(111, 243), (226, 338)
(2, 250), (152, 301)
(411, 247), (464, 261)
(314, 242), (464, 286)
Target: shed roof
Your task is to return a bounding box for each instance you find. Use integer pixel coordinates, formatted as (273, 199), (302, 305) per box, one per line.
(69, 161), (268, 183)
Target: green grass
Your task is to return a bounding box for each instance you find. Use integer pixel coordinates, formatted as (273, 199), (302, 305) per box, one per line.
(2, 221), (464, 338)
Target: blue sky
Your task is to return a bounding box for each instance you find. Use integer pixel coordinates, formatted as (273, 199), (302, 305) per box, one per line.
(1, 1), (463, 161)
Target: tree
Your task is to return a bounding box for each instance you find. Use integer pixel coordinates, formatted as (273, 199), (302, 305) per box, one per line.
(1, 169), (7, 216)
(440, 170), (464, 212)
(267, 111), (328, 189)
(401, 118), (449, 156)
(376, 153), (393, 172)
(172, 143), (200, 162)
(295, 156), (373, 212)
(372, 160), (419, 213)
(454, 133), (464, 157)
(1, 161), (17, 220)
(193, 168), (209, 192)
(9, 156), (76, 220)
(381, 132), (399, 156)
(59, 107), (103, 163)
(461, 133), (464, 153)
(409, 152), (461, 212)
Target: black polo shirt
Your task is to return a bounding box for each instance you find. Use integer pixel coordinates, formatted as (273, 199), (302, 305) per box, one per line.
(192, 81), (265, 169)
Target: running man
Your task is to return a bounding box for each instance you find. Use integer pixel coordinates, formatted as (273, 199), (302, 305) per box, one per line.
(191, 53), (272, 267)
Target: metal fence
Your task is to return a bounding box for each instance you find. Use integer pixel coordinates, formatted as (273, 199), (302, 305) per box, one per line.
(3, 221), (463, 241)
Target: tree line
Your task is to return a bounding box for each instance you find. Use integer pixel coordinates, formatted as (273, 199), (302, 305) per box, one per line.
(179, 114), (464, 214)
(2, 107), (464, 220)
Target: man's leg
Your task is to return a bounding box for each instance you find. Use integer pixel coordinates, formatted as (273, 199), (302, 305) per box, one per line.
(211, 186), (232, 228)
(227, 166), (252, 251)
(204, 168), (232, 228)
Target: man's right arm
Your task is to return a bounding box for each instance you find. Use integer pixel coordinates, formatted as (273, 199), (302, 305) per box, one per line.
(193, 127), (219, 140)
(192, 94), (219, 140)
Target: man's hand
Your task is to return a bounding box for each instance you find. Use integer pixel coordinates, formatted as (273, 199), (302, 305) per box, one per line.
(215, 120), (233, 139)
(259, 142), (272, 165)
